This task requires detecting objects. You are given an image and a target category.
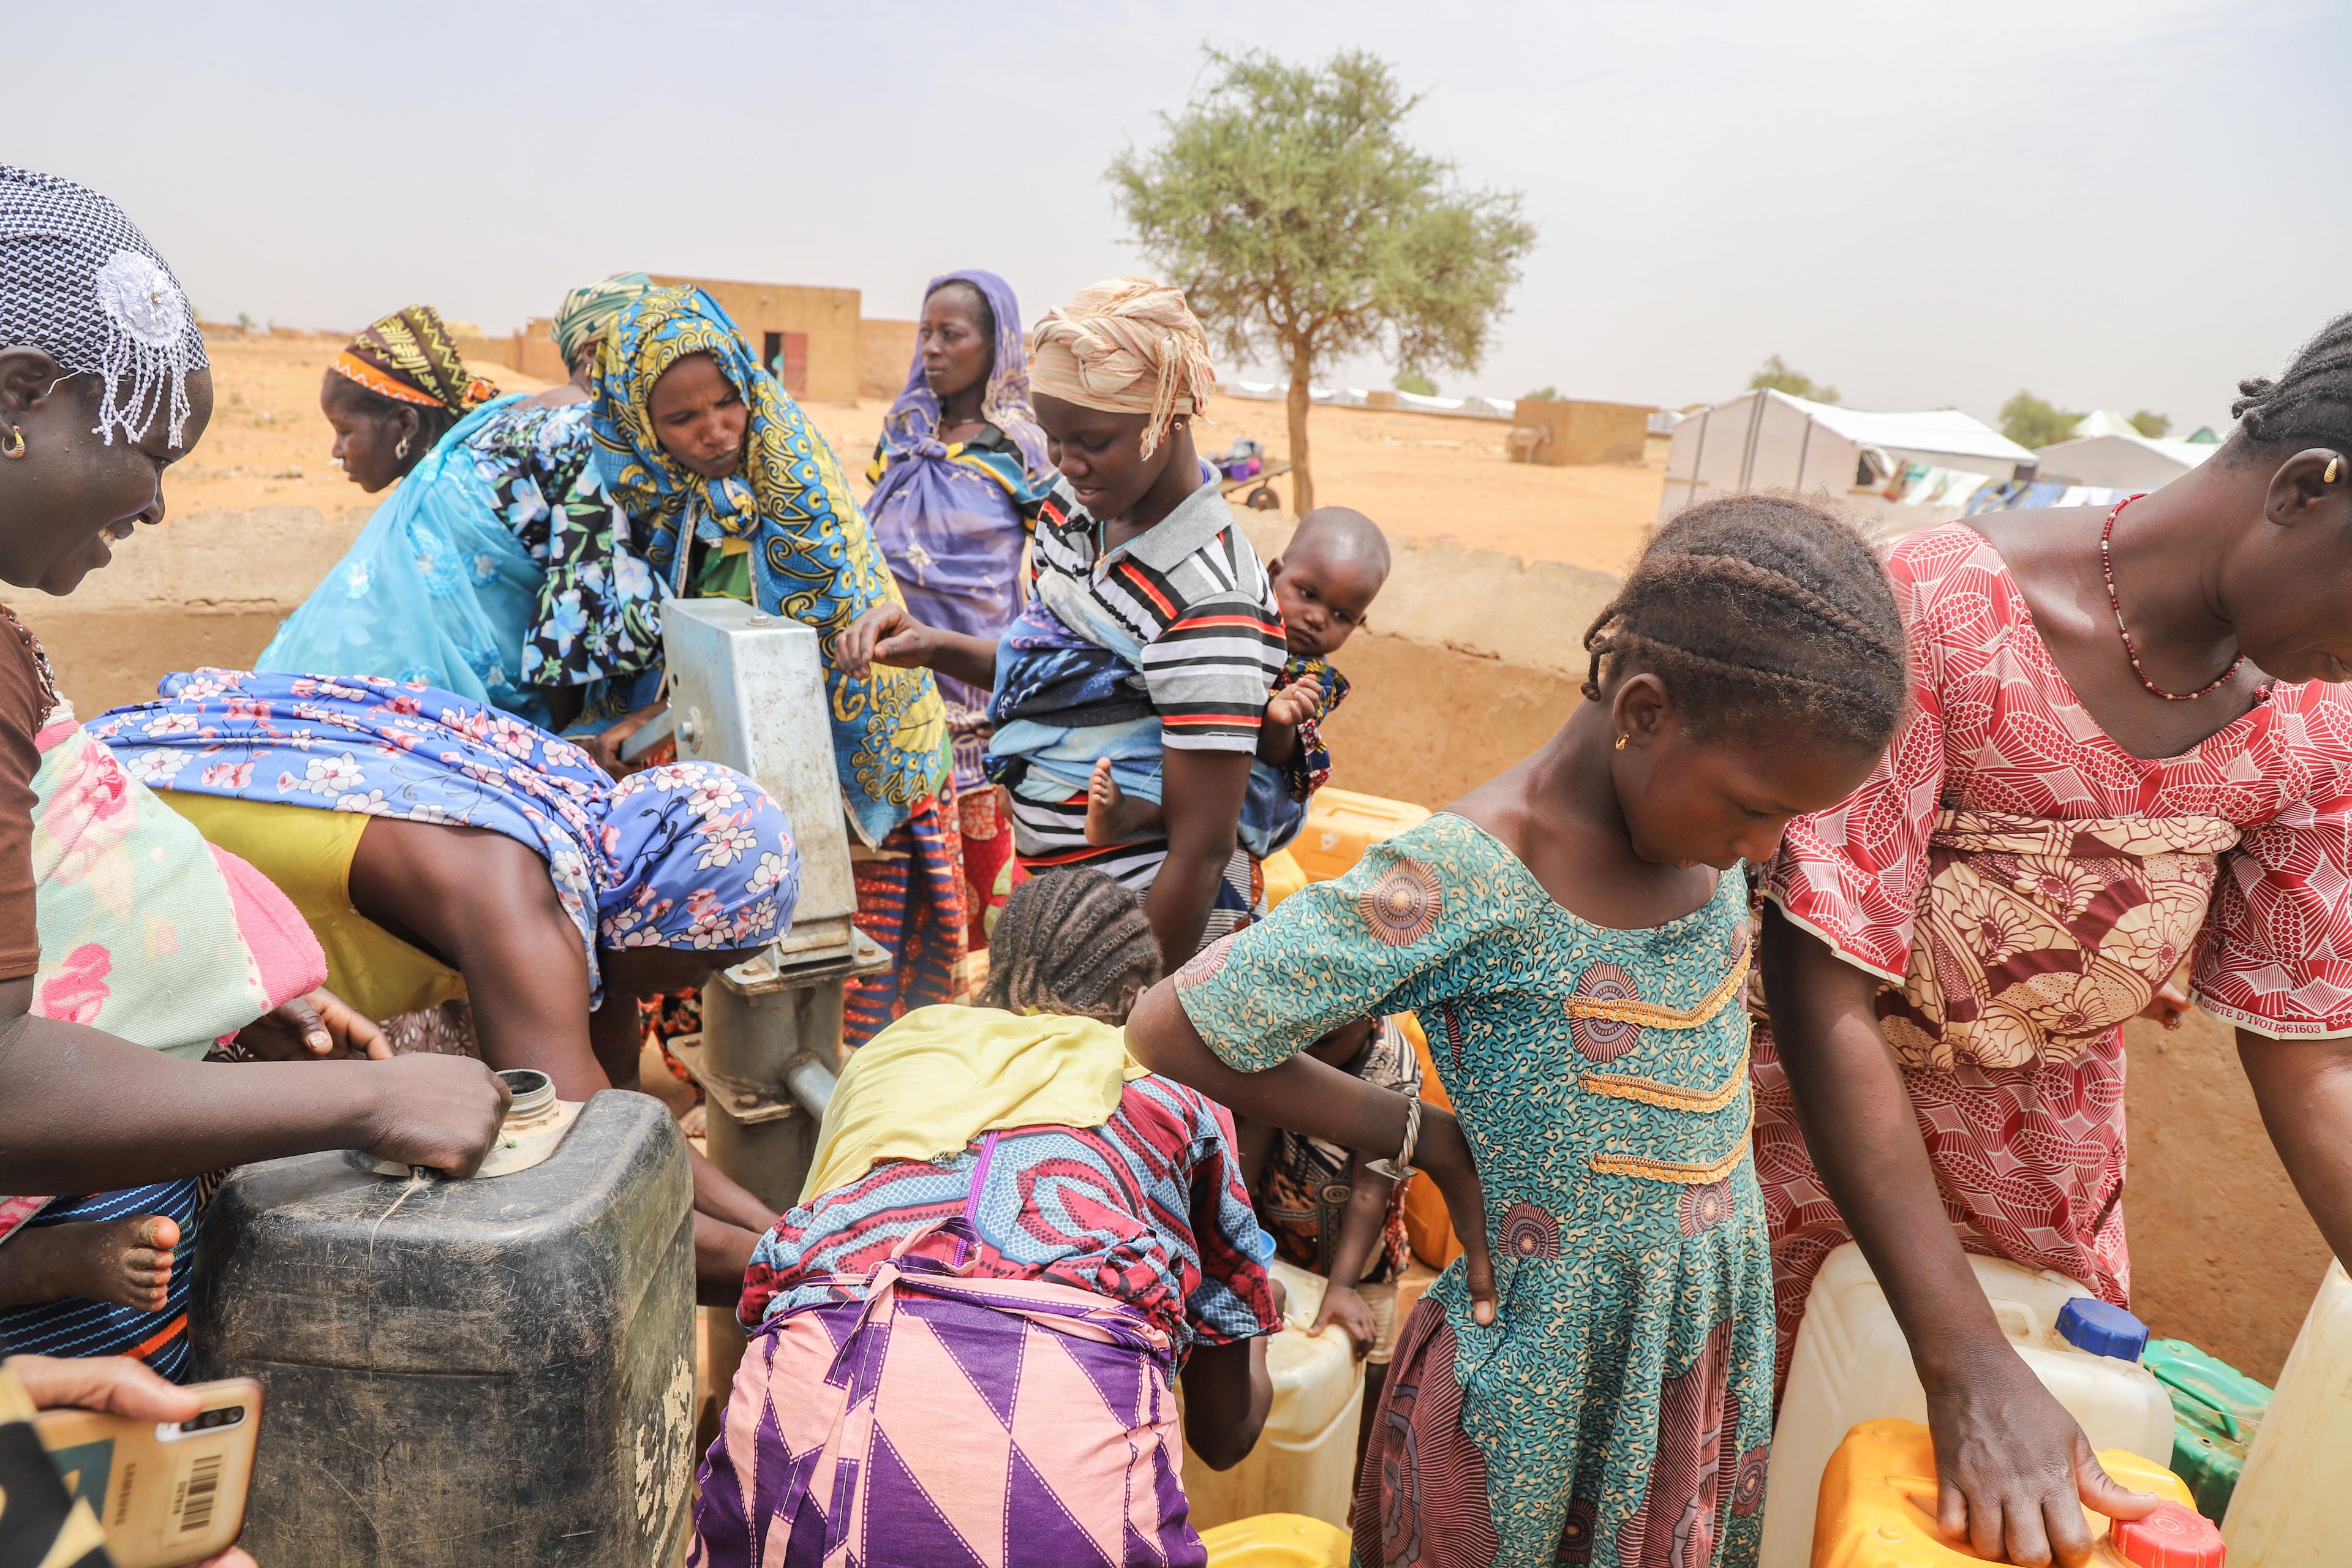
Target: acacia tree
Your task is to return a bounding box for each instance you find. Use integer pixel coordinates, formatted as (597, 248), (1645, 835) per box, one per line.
(1110, 48), (1535, 515)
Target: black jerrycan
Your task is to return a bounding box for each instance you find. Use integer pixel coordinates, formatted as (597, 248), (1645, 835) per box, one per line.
(191, 1081), (695, 1567)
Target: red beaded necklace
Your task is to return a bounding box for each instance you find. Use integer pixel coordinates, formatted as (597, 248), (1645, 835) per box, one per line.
(2100, 492), (2245, 702)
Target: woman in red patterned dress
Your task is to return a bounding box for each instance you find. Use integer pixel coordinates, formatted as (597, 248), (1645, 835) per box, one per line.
(1758, 314), (2352, 1567)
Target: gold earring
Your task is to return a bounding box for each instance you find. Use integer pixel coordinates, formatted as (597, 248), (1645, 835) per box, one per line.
(1613, 733), (1628, 750)
(395, 435), (410, 460)
(1, 425), (23, 459)
(2328, 456), (2343, 485)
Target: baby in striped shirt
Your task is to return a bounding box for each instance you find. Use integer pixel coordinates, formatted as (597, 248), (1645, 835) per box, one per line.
(1087, 507), (1391, 850)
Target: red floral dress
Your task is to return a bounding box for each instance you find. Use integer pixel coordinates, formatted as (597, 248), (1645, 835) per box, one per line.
(1758, 522), (2352, 1381)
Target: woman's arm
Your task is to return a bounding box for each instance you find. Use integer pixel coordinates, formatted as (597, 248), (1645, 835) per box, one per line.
(1126, 981), (1496, 1324)
(1177, 1336), (1271, 1470)
(0, 981), (507, 1187)
(352, 821), (778, 1238)
(1758, 908), (2151, 1566)
(1146, 749), (1253, 968)
(2239, 1032), (2352, 1267)
(836, 605), (998, 692)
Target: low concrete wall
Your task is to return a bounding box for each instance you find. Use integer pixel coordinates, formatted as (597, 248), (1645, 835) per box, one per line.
(31, 504), (369, 715)
(20, 503), (2332, 1379)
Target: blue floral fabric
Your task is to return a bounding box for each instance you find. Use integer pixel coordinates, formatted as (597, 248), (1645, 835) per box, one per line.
(257, 396), (663, 731)
(1171, 813), (1773, 1567)
(88, 671), (800, 1005)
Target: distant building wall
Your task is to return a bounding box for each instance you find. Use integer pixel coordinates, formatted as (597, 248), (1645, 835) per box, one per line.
(860, 318), (917, 401)
(650, 275), (861, 402)
(1512, 398), (1654, 466)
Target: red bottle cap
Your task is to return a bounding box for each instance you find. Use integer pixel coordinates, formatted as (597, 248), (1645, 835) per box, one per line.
(2112, 1502), (2225, 1568)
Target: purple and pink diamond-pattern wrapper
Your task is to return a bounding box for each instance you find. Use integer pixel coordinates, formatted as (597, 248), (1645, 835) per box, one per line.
(692, 1261), (1207, 1568)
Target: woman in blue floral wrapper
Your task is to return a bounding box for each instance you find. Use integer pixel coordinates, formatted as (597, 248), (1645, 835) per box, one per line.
(1123, 497), (1909, 1567)
(260, 296), (667, 733)
(581, 287), (959, 1045)
(864, 270), (1055, 951)
(91, 669), (800, 1303)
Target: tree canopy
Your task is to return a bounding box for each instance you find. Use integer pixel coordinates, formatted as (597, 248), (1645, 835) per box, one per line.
(2129, 409), (2172, 439)
(1110, 47), (1535, 513)
(1393, 370), (1437, 397)
(1748, 355), (1838, 405)
(2000, 390), (2084, 450)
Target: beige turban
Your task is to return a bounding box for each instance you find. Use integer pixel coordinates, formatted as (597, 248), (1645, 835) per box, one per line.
(1028, 277), (1218, 458)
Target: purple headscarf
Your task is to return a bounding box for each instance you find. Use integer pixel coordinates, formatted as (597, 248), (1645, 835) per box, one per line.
(866, 272), (1054, 779)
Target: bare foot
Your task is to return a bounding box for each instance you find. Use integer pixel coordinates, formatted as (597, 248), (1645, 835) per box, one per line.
(1084, 757), (1166, 846)
(0, 1215), (179, 1314)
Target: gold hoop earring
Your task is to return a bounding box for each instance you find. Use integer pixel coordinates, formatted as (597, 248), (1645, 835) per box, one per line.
(1, 426), (23, 460)
(1613, 733), (1628, 751)
(2328, 456), (2343, 485)
(394, 435), (411, 461)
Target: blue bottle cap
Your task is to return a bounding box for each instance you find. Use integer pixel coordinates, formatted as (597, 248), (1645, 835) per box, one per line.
(2057, 1296), (2149, 1362)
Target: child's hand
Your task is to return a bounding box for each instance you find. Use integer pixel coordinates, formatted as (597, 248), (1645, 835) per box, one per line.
(1266, 674), (1323, 728)
(237, 988), (392, 1061)
(1311, 1281), (1379, 1359)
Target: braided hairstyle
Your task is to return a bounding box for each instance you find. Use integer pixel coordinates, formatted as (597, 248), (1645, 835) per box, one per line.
(2230, 312), (2352, 458)
(1583, 494), (1906, 753)
(976, 869), (1164, 1025)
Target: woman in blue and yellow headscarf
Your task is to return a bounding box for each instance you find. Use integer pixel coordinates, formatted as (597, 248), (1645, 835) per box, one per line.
(587, 285), (962, 1043)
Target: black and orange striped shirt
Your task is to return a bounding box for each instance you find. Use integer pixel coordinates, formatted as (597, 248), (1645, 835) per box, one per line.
(1011, 478), (1286, 883)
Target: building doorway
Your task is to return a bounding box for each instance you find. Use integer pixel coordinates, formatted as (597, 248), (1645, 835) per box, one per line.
(761, 331), (809, 399)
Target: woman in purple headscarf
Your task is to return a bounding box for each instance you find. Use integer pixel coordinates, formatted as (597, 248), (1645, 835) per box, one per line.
(864, 271), (1054, 952)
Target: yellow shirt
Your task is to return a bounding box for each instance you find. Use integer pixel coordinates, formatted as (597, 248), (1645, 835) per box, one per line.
(158, 794), (467, 1020)
(800, 1005), (1148, 1205)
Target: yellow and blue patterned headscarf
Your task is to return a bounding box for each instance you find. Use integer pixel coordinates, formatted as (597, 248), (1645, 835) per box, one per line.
(589, 286), (949, 843)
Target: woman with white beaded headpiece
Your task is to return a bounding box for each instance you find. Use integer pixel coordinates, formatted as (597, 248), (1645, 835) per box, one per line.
(0, 167), (507, 1398)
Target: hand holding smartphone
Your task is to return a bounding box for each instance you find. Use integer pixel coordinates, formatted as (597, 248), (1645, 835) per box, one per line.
(35, 1378), (261, 1568)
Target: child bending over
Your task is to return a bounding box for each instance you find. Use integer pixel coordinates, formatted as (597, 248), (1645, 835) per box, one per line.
(1086, 506), (1390, 848)
(694, 869), (1280, 1566)
(1234, 1010), (1422, 1472)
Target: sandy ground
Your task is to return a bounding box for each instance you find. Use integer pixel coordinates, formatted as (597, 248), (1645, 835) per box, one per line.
(173, 334), (1665, 574)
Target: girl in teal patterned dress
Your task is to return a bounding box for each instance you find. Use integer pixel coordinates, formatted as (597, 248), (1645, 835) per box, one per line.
(1125, 496), (1912, 1567)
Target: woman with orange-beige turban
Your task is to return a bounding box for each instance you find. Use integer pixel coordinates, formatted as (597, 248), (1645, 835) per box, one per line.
(840, 276), (1289, 970)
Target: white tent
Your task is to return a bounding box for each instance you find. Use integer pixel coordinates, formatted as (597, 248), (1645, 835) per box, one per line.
(1657, 390), (2037, 535)
(2034, 428), (2218, 491)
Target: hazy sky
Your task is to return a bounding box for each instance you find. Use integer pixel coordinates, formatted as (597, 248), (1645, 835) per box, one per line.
(15, 1), (2347, 432)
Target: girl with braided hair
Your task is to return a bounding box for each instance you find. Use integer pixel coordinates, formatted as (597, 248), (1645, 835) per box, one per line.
(1126, 496), (1905, 1567)
(695, 870), (1280, 1567)
(1755, 310), (2352, 1565)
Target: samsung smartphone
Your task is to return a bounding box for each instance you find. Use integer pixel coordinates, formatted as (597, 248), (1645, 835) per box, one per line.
(34, 1378), (261, 1568)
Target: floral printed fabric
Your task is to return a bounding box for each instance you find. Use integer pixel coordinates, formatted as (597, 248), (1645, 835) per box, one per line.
(1175, 814), (1771, 1567)
(88, 671), (799, 1005)
(1873, 809), (2241, 1070)
(467, 401), (665, 693)
(1766, 522), (2352, 1044)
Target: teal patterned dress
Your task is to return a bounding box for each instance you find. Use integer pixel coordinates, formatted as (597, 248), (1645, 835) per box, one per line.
(1174, 813), (1772, 1568)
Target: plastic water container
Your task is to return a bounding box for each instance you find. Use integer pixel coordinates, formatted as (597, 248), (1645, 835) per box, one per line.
(1287, 788), (1432, 884)
(2143, 1338), (2271, 1521)
(190, 1091), (695, 1566)
(1182, 1257), (1366, 1530)
(1763, 1243), (2177, 1568)
(1262, 846), (1308, 909)
(1812, 1418), (2211, 1567)
(2222, 1260), (2352, 1564)
(1200, 1512), (1351, 1567)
